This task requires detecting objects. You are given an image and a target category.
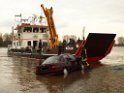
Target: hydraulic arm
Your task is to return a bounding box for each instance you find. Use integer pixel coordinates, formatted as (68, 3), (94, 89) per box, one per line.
(41, 4), (58, 48)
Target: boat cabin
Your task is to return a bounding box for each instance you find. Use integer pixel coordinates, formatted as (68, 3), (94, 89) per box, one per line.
(12, 23), (49, 50)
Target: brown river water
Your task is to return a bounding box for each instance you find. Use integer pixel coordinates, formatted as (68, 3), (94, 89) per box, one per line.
(0, 47), (124, 93)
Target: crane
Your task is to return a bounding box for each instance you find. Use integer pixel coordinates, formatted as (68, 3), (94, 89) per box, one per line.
(41, 4), (58, 49)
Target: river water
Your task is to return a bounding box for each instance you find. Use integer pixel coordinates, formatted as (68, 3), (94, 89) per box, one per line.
(0, 47), (124, 93)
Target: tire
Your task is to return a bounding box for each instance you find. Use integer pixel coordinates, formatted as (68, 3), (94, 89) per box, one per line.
(63, 68), (68, 78)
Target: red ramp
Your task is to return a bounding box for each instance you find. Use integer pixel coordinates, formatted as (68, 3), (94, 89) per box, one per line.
(75, 33), (116, 62)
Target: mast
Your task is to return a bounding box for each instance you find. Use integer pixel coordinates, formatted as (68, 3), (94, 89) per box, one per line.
(82, 26), (85, 40)
(11, 26), (14, 41)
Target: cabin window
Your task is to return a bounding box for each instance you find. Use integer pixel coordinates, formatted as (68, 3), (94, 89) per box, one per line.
(44, 28), (48, 32)
(27, 41), (31, 46)
(43, 42), (48, 47)
(18, 33), (21, 38)
(40, 28), (48, 33)
(13, 42), (15, 46)
(40, 28), (44, 33)
(18, 33), (20, 36)
(17, 42), (18, 46)
(24, 27), (32, 32)
(33, 28), (38, 33)
(19, 41), (21, 46)
(33, 41), (38, 49)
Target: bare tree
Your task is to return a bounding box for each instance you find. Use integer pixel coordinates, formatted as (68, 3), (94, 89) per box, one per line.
(117, 37), (124, 46)
(0, 33), (3, 47)
(3, 33), (12, 47)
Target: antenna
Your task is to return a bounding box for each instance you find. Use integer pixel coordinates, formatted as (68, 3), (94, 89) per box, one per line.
(14, 13), (22, 23)
(83, 26), (85, 40)
(11, 26), (15, 41)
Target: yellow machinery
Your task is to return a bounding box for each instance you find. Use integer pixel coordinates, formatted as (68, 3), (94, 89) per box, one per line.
(41, 4), (58, 48)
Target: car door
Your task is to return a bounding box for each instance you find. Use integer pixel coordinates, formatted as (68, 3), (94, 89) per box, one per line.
(69, 54), (82, 70)
(64, 54), (77, 71)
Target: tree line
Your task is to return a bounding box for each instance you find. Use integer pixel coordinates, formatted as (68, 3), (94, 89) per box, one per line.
(0, 33), (12, 47)
(115, 37), (124, 46)
(0, 32), (124, 47)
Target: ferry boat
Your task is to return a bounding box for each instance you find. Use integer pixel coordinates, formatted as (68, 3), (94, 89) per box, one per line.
(11, 23), (49, 51)
(8, 4), (78, 58)
(8, 4), (116, 62)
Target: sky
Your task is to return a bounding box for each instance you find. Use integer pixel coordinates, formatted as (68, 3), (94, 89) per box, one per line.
(0, 0), (124, 41)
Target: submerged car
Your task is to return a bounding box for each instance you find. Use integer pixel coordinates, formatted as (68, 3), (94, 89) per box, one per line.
(36, 54), (82, 75)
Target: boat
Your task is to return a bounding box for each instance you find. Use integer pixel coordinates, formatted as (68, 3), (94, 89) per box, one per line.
(8, 4), (116, 62)
(8, 4), (78, 58)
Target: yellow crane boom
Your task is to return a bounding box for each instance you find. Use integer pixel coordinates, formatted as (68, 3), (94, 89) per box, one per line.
(41, 4), (58, 48)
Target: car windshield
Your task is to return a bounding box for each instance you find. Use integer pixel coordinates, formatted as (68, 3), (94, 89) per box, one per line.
(68, 55), (76, 61)
(42, 56), (60, 65)
(63, 54), (76, 61)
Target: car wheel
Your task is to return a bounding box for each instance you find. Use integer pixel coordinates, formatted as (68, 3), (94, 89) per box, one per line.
(63, 68), (68, 78)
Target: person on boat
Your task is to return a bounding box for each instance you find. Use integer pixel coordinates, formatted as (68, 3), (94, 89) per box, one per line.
(38, 39), (43, 54)
(81, 46), (90, 71)
(62, 39), (67, 53)
(58, 42), (63, 55)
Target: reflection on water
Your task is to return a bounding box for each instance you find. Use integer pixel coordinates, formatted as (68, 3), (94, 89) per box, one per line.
(0, 47), (124, 93)
(102, 47), (124, 65)
(36, 71), (91, 93)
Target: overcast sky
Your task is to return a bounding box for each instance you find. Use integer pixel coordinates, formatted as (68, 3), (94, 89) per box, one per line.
(0, 0), (124, 40)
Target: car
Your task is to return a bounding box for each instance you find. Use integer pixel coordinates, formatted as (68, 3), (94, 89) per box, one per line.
(36, 54), (82, 75)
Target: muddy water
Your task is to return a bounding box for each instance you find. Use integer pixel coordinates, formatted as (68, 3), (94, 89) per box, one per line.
(0, 47), (124, 93)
